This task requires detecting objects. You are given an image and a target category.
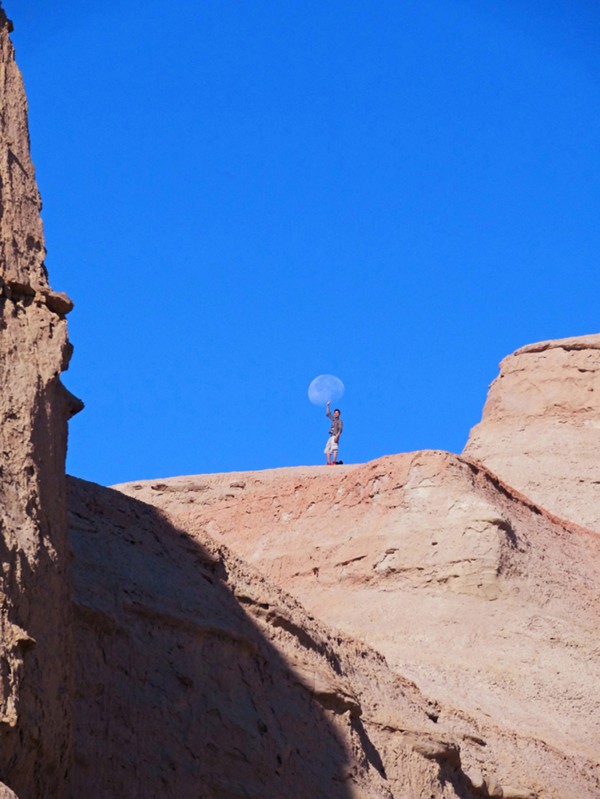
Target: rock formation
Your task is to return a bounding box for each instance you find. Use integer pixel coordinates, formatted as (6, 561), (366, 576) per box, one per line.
(117, 453), (600, 798)
(464, 334), (600, 531)
(68, 476), (487, 799)
(0, 5), (79, 797)
(1, 3), (599, 797)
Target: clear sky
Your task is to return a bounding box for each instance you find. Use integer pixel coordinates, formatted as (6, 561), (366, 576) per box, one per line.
(8, 0), (600, 485)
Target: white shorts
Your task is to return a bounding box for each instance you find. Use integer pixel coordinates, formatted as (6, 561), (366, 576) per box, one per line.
(324, 436), (339, 455)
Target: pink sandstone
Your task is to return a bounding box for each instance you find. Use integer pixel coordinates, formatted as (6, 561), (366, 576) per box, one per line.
(116, 451), (600, 798)
(464, 333), (600, 531)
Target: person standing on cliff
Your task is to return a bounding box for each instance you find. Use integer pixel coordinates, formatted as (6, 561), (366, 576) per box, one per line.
(324, 400), (343, 465)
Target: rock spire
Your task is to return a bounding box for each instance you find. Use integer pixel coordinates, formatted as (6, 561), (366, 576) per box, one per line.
(0, 7), (79, 797)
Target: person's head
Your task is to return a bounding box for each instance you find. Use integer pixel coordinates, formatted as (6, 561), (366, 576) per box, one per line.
(334, 409), (341, 417)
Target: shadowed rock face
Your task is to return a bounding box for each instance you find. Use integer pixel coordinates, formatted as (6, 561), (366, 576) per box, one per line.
(464, 334), (600, 531)
(0, 5), (77, 797)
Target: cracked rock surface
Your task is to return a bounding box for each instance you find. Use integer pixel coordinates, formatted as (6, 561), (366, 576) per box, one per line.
(0, 5), (76, 797)
(68, 476), (483, 799)
(464, 333), (600, 531)
(117, 449), (600, 799)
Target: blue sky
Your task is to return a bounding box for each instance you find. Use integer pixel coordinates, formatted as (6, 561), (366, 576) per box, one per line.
(8, 1), (600, 485)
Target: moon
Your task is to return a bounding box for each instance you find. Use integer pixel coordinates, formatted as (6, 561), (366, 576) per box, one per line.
(308, 374), (345, 406)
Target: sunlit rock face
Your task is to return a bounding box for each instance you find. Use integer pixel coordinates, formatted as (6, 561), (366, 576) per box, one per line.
(116, 452), (600, 799)
(68, 476), (482, 799)
(464, 333), (600, 531)
(0, 5), (78, 798)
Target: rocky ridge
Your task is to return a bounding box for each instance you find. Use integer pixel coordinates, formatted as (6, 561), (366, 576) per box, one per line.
(68, 476), (491, 799)
(117, 451), (600, 798)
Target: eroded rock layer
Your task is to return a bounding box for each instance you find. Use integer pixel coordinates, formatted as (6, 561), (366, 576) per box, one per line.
(68, 476), (483, 799)
(0, 7), (75, 797)
(464, 334), (600, 530)
(116, 454), (600, 799)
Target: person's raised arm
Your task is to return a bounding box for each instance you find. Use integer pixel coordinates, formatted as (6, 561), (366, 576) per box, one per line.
(326, 400), (333, 420)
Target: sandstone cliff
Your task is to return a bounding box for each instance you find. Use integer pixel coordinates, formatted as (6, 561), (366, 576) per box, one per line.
(117, 453), (600, 799)
(0, 5), (78, 797)
(1, 3), (599, 797)
(464, 334), (600, 531)
(68, 476), (488, 799)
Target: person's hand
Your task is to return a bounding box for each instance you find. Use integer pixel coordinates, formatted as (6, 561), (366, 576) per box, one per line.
(326, 400), (331, 405)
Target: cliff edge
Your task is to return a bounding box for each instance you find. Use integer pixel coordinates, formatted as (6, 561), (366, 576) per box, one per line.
(0, 5), (78, 798)
(464, 333), (600, 531)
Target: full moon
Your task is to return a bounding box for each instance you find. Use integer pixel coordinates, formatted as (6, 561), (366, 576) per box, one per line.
(308, 374), (345, 406)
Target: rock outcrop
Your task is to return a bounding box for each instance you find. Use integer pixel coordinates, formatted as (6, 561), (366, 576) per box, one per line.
(117, 453), (600, 798)
(0, 5), (78, 797)
(1, 2), (599, 797)
(68, 476), (482, 799)
(464, 334), (600, 531)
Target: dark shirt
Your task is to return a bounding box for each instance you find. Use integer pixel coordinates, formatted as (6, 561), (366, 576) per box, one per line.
(326, 410), (343, 437)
